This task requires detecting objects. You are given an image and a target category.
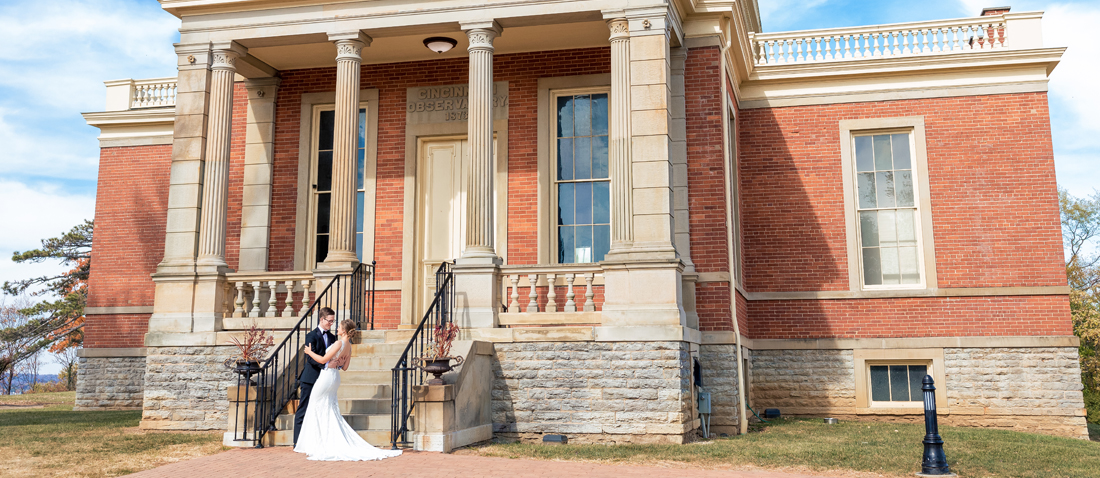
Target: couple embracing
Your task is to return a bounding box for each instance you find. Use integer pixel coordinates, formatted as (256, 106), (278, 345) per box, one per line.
(292, 307), (402, 461)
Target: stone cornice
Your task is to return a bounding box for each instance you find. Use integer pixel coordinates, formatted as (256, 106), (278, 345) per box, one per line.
(82, 108), (175, 128)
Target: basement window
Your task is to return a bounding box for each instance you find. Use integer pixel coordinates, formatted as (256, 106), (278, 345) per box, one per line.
(869, 363), (928, 403)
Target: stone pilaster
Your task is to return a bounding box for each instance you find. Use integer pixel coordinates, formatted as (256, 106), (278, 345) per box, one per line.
(454, 21), (504, 330)
(237, 77), (281, 271)
(196, 43), (245, 272)
(157, 43), (212, 275)
(606, 18), (634, 254)
(321, 32), (371, 271)
(598, 11), (686, 331)
(670, 47), (698, 329)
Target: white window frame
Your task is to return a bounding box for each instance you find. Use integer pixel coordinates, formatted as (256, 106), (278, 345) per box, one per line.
(840, 117), (937, 292)
(536, 74), (616, 265)
(293, 90), (378, 272)
(547, 86), (611, 265)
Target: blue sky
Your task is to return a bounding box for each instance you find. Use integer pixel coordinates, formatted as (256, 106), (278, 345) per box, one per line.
(0, 0), (1095, 371)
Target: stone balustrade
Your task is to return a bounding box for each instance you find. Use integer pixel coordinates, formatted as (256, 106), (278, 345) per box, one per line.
(103, 77), (177, 111)
(224, 271), (316, 318)
(750, 14), (1023, 66)
(499, 265), (604, 318)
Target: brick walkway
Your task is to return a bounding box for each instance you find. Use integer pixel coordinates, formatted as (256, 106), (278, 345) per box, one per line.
(126, 448), (838, 478)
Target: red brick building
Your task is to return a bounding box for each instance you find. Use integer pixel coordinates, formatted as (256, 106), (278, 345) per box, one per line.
(80, 0), (1086, 445)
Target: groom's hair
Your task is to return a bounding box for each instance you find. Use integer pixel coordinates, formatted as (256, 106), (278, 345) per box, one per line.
(319, 307), (336, 319)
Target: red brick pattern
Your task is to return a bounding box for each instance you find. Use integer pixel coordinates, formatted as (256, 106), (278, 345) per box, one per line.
(747, 295), (1072, 339)
(685, 46), (728, 274)
(225, 82), (247, 271)
(86, 144), (171, 348)
(738, 92), (1066, 293)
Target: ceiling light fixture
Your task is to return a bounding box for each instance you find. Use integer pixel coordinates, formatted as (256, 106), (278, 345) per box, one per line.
(423, 36), (458, 54)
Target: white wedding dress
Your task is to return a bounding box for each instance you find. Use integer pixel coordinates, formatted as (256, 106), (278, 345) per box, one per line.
(293, 341), (403, 461)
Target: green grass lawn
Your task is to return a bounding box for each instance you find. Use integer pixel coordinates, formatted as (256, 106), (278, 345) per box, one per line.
(461, 418), (1100, 478)
(0, 392), (226, 477)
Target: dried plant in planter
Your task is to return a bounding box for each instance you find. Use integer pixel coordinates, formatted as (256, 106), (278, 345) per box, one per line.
(426, 321), (460, 360)
(229, 323), (275, 363)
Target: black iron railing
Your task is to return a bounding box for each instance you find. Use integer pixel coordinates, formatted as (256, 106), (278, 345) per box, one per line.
(230, 261), (375, 447)
(390, 261), (454, 449)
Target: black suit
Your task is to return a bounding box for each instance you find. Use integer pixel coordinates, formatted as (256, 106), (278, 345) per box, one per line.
(294, 326), (336, 444)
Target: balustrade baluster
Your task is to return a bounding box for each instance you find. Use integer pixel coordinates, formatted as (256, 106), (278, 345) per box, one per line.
(527, 274), (539, 312)
(891, 31), (900, 56)
(509, 275), (521, 311)
(564, 274), (577, 312)
(234, 281), (246, 318)
(283, 280), (295, 317)
(583, 274), (595, 312)
(903, 30), (911, 55)
(250, 280), (263, 317)
(546, 274), (557, 313)
(796, 38), (804, 62)
(299, 280), (312, 316)
(950, 26), (960, 51)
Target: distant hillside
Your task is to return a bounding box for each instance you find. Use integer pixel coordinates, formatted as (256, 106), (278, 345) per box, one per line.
(2, 374), (61, 394)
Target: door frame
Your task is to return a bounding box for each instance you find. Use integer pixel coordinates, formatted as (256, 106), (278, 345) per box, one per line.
(400, 108), (509, 328)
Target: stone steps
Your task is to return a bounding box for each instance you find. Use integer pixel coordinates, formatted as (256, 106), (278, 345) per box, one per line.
(275, 412), (392, 430)
(261, 428), (397, 448)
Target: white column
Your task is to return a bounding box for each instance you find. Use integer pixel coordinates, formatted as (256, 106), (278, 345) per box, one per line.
(453, 21), (503, 332)
(322, 32), (371, 270)
(462, 23), (501, 261)
(196, 44), (245, 271)
(607, 17), (634, 253)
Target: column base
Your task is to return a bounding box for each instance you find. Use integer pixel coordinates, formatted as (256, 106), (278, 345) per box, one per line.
(600, 259), (687, 327)
(453, 259), (501, 329)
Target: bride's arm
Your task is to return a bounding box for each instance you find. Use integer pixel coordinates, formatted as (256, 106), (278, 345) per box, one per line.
(339, 351), (351, 371)
(303, 342), (341, 364)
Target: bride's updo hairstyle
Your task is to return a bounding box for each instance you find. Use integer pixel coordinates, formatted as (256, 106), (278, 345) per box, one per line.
(339, 319), (360, 343)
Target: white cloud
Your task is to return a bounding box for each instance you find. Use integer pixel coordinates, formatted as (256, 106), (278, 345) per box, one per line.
(0, 0), (180, 112)
(0, 179), (95, 295)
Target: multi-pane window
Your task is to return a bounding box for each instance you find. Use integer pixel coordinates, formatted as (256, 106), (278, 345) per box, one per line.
(313, 108), (368, 266)
(854, 132), (921, 286)
(870, 364), (927, 402)
(555, 93), (610, 264)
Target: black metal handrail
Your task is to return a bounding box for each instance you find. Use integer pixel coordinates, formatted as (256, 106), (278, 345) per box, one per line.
(390, 261), (454, 449)
(230, 261), (375, 447)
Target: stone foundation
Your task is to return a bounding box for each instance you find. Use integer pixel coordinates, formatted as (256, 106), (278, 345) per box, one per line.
(492, 341), (696, 443)
(140, 346), (238, 430)
(942, 347), (1088, 439)
(697, 344), (743, 433)
(744, 346), (1087, 439)
(75, 356), (146, 410)
(750, 349), (856, 410)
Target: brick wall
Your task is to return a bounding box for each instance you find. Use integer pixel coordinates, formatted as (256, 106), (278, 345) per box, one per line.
(748, 295), (1071, 339)
(738, 93), (1066, 292)
(86, 144), (171, 348)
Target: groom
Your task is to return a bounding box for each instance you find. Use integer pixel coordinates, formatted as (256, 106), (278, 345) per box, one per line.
(294, 306), (337, 445)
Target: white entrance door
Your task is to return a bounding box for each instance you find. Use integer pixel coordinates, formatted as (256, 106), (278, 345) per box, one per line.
(415, 137), (500, 319)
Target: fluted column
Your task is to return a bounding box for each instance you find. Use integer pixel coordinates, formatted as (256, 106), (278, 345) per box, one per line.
(462, 24), (501, 261)
(607, 18), (634, 253)
(323, 32), (371, 268)
(196, 44), (245, 270)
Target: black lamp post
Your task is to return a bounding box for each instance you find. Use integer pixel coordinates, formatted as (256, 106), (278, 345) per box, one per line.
(918, 375), (954, 476)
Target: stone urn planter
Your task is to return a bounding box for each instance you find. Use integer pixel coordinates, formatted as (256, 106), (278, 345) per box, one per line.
(414, 356), (465, 385)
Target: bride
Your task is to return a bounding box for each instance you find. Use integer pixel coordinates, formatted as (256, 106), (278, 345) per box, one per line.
(293, 318), (402, 461)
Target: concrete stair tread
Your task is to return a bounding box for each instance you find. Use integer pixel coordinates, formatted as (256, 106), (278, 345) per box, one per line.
(262, 429), (398, 448)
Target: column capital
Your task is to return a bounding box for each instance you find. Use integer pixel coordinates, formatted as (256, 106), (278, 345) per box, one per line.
(606, 18), (629, 41)
(461, 20), (502, 52)
(210, 41), (248, 71)
(329, 31), (372, 61)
